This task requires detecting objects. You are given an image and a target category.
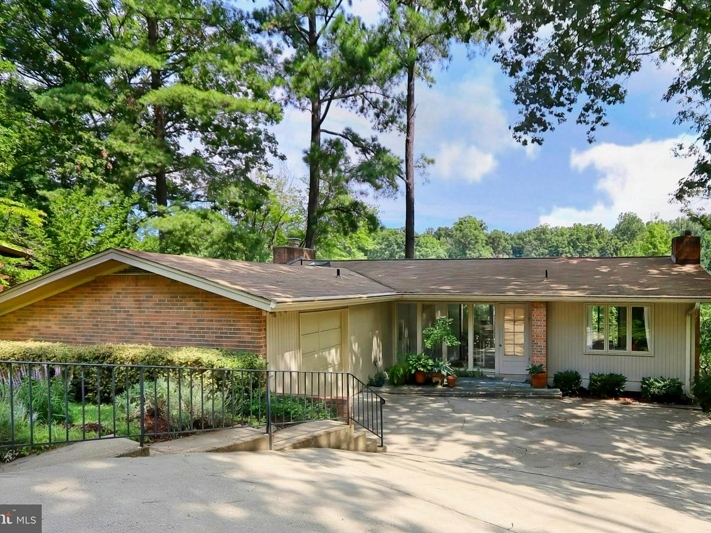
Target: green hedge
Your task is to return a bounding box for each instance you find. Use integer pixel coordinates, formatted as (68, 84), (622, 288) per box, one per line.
(0, 341), (265, 369)
(0, 342), (266, 402)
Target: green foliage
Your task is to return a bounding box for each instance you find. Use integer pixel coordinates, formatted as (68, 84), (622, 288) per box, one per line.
(34, 185), (140, 271)
(0, 342), (266, 401)
(553, 370), (582, 396)
(406, 353), (434, 374)
(587, 373), (627, 399)
(386, 362), (409, 386)
(431, 359), (454, 376)
(526, 364), (545, 375)
(693, 374), (711, 412)
(701, 305), (711, 374)
(1, 0), (279, 252)
(256, 0), (402, 250)
(120, 377), (235, 433)
(13, 377), (72, 425)
(640, 377), (685, 404)
(452, 368), (486, 378)
(367, 370), (388, 387)
(422, 317), (460, 355)
(266, 396), (338, 424)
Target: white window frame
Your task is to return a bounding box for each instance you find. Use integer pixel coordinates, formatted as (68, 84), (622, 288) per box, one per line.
(584, 303), (654, 356)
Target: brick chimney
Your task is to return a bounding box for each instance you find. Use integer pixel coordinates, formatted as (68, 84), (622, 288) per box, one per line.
(671, 231), (701, 264)
(273, 238), (316, 264)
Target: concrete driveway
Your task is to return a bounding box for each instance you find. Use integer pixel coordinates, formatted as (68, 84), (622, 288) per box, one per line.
(1, 396), (710, 532)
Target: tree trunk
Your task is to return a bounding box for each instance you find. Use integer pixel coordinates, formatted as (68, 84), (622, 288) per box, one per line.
(147, 16), (167, 209)
(305, 13), (320, 251)
(404, 59), (416, 259)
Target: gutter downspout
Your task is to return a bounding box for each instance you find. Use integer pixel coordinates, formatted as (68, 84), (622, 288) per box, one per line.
(686, 303), (700, 397)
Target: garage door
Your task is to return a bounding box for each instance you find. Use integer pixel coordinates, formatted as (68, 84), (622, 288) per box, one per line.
(300, 310), (344, 372)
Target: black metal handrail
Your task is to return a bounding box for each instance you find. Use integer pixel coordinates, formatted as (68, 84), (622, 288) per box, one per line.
(0, 361), (385, 456)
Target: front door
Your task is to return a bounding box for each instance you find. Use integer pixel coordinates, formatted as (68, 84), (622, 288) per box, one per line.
(497, 304), (529, 375)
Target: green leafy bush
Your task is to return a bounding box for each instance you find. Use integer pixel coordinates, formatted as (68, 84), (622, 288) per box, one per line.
(553, 370), (582, 396)
(14, 378), (72, 425)
(120, 376), (263, 434)
(0, 342), (266, 401)
(453, 369), (486, 378)
(640, 377), (685, 404)
(693, 374), (711, 412)
(587, 373), (627, 398)
(386, 363), (409, 386)
(406, 353), (433, 374)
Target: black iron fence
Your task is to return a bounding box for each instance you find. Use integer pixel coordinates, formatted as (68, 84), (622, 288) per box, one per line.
(0, 362), (385, 456)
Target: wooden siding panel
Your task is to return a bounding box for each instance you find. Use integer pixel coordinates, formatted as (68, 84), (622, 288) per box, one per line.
(548, 301), (693, 391)
(266, 311), (300, 371)
(348, 302), (392, 383)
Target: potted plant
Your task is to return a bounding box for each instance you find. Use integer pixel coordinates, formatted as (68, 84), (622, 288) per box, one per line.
(387, 354), (409, 386)
(527, 364), (547, 388)
(431, 360), (454, 387)
(423, 317), (461, 387)
(407, 353), (433, 385)
(367, 370), (388, 387)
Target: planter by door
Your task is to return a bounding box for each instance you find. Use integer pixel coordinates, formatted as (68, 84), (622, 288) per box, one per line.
(446, 375), (457, 388)
(531, 372), (547, 388)
(414, 370), (427, 385)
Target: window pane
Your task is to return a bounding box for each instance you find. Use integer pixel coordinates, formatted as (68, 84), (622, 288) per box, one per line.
(422, 304), (442, 359)
(472, 304), (495, 369)
(631, 306), (650, 352)
(447, 304), (465, 363)
(609, 306), (627, 351)
(587, 305), (606, 350)
(503, 306), (525, 357)
(396, 304), (418, 356)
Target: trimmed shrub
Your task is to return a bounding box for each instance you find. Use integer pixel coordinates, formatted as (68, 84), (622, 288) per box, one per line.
(693, 374), (711, 412)
(640, 377), (685, 404)
(553, 370), (582, 396)
(0, 342), (266, 402)
(587, 373), (627, 399)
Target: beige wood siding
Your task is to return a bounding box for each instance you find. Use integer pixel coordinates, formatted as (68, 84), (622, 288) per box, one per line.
(266, 311), (300, 371)
(348, 302), (392, 383)
(300, 310), (344, 372)
(548, 301), (693, 391)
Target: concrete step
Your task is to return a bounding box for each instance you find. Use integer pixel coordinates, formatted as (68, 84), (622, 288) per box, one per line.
(272, 420), (352, 452)
(150, 427), (267, 455)
(380, 385), (562, 399)
(347, 430), (368, 452)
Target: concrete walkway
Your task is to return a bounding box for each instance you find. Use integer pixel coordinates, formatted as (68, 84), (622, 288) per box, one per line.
(1, 396), (710, 532)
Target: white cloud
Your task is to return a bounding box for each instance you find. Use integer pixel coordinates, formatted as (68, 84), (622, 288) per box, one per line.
(435, 142), (497, 182)
(540, 138), (693, 227)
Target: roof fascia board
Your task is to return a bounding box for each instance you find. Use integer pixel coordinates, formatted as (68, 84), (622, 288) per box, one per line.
(0, 249), (274, 315)
(271, 294), (398, 312)
(398, 294), (711, 303)
(0, 250), (126, 310)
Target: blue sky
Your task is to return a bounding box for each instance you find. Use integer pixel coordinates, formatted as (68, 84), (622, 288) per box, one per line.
(267, 1), (695, 234)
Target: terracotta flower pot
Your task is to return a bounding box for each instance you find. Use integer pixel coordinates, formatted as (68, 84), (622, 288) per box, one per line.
(446, 375), (457, 388)
(531, 372), (547, 388)
(414, 370), (427, 385)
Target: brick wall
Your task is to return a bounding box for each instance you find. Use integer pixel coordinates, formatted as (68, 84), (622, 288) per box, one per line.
(530, 302), (547, 370)
(0, 273), (266, 354)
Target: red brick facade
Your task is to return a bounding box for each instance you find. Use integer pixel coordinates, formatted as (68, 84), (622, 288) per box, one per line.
(0, 273), (266, 354)
(530, 302), (547, 370)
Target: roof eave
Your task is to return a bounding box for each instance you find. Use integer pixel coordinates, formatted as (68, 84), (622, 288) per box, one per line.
(0, 249), (275, 316)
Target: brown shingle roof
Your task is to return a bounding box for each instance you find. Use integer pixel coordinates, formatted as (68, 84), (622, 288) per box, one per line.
(120, 250), (396, 302)
(330, 256), (711, 300)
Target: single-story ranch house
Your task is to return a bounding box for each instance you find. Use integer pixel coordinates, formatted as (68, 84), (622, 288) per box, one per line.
(1, 233), (710, 392)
